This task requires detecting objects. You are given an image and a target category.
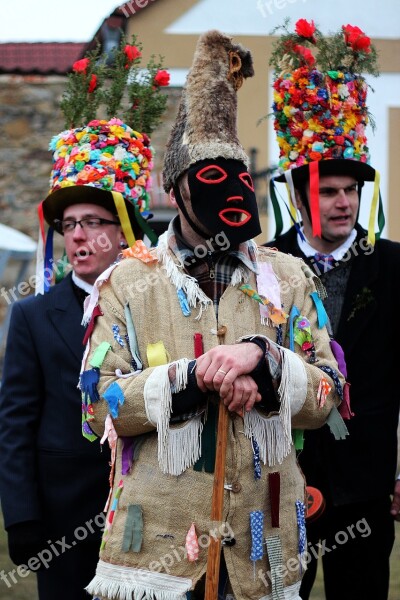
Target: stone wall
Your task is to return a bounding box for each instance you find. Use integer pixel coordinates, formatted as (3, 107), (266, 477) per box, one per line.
(0, 74), (179, 238)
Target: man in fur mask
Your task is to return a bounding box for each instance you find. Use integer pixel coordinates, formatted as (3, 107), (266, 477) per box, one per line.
(81, 30), (346, 600)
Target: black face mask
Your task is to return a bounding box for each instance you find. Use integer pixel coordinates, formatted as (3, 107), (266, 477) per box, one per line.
(175, 158), (261, 246)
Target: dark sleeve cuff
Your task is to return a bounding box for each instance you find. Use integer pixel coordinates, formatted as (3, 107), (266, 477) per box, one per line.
(171, 360), (207, 417)
(241, 338), (280, 413)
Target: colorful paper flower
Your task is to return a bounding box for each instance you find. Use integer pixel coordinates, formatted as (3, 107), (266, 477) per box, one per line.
(342, 24), (371, 53)
(88, 74), (97, 93)
(154, 70), (170, 87)
(48, 119), (154, 213)
(73, 58), (90, 73)
(124, 44), (142, 63)
(295, 19), (316, 41)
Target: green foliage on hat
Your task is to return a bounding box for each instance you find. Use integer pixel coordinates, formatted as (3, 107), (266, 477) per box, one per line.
(269, 17), (379, 77)
(60, 34), (170, 134)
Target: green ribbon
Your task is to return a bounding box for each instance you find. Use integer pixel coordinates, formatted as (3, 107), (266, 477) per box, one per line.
(134, 204), (158, 246)
(122, 504), (143, 553)
(326, 405), (349, 440)
(193, 401), (217, 473)
(269, 179), (284, 240)
(90, 342), (111, 369)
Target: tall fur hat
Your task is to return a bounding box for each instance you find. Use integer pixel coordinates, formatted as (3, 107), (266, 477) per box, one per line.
(162, 30), (254, 192)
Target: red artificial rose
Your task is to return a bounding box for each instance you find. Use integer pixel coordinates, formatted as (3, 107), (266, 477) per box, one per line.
(342, 24), (363, 43)
(309, 151), (322, 161)
(153, 70), (170, 87)
(294, 45), (316, 66)
(295, 19), (316, 41)
(73, 58), (90, 73)
(334, 136), (345, 146)
(142, 132), (151, 146)
(342, 24), (371, 53)
(115, 168), (127, 180)
(352, 34), (371, 52)
(124, 45), (142, 63)
(142, 147), (152, 160)
(88, 74), (97, 93)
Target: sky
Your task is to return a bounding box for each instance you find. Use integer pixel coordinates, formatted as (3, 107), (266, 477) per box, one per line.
(1, 0), (399, 43)
(0, 0), (122, 42)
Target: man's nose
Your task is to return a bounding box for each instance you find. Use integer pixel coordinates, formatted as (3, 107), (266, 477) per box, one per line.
(336, 189), (351, 205)
(72, 222), (87, 240)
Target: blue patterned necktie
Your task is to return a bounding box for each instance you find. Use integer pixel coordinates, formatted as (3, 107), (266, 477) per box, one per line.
(312, 252), (335, 273)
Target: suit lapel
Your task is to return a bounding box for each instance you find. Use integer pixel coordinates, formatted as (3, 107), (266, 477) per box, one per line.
(47, 275), (86, 362)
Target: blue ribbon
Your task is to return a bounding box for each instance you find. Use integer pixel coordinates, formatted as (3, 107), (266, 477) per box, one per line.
(310, 291), (328, 329)
(44, 227), (54, 293)
(103, 381), (125, 418)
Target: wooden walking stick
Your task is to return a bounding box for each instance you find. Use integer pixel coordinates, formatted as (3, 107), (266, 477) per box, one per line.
(204, 398), (229, 599)
(204, 326), (230, 600)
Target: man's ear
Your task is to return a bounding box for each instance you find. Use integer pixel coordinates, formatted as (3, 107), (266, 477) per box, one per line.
(119, 232), (128, 249)
(293, 188), (302, 210)
(169, 188), (178, 208)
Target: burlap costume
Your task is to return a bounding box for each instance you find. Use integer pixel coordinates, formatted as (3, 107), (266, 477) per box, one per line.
(80, 29), (345, 600)
(80, 233), (345, 600)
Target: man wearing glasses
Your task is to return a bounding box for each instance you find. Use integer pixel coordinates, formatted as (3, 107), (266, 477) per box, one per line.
(0, 118), (152, 600)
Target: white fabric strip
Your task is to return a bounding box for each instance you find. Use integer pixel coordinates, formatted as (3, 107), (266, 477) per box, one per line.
(278, 347), (307, 417)
(86, 559), (192, 599)
(82, 262), (119, 326)
(156, 233), (211, 320)
(144, 360), (203, 475)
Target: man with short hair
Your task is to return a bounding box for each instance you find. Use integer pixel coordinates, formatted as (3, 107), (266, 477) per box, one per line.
(0, 117), (154, 599)
(265, 18), (400, 600)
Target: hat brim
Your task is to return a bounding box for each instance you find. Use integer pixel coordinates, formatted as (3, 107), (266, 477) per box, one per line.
(274, 159), (376, 185)
(42, 186), (142, 239)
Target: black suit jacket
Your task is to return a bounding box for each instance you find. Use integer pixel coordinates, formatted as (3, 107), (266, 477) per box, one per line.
(266, 224), (400, 505)
(0, 274), (111, 539)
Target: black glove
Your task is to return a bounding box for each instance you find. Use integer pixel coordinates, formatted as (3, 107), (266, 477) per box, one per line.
(7, 520), (43, 567)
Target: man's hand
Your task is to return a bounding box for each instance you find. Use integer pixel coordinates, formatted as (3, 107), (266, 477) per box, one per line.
(390, 479), (400, 522)
(7, 520), (44, 567)
(195, 343), (263, 415)
(222, 374), (261, 415)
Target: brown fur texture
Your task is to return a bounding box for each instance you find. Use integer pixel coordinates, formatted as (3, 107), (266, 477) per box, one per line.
(162, 30), (254, 192)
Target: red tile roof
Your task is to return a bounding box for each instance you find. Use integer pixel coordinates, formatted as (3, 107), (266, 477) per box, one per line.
(0, 42), (87, 75)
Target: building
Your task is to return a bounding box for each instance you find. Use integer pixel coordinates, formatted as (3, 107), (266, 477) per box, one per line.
(1, 0), (400, 245)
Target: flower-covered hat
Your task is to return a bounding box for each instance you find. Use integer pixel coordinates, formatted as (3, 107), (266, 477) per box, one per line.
(269, 19), (383, 243)
(43, 118), (154, 242)
(37, 35), (170, 292)
(162, 29), (254, 193)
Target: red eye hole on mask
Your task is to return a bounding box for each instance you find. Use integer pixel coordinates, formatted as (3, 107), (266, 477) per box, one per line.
(196, 165), (227, 184)
(239, 172), (254, 191)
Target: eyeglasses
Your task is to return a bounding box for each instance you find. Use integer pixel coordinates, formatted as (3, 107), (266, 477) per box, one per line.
(54, 217), (120, 234)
